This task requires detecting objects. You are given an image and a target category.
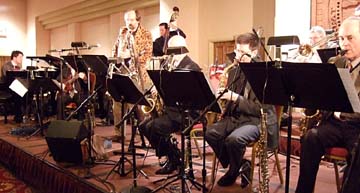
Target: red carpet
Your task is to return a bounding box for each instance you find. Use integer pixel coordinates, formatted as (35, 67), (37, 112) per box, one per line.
(0, 163), (33, 193)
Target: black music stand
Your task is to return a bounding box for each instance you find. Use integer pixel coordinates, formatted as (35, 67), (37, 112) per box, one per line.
(27, 77), (59, 137)
(105, 74), (150, 190)
(147, 70), (220, 193)
(317, 47), (341, 63)
(240, 61), (358, 193)
(75, 55), (109, 120)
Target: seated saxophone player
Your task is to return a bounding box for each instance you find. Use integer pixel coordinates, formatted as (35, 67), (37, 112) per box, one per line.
(110, 9), (153, 142)
(205, 33), (279, 188)
(288, 26), (328, 63)
(295, 16), (360, 193)
(138, 35), (201, 175)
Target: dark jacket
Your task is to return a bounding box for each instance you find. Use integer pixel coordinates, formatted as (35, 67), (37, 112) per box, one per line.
(225, 62), (279, 149)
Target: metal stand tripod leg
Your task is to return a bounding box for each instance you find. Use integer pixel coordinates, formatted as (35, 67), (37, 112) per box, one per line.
(104, 110), (149, 181)
(185, 134), (204, 191)
(152, 120), (207, 193)
(128, 115), (148, 179)
(27, 89), (45, 139)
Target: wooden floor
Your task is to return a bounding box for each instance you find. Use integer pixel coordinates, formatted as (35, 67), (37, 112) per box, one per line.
(0, 116), (341, 193)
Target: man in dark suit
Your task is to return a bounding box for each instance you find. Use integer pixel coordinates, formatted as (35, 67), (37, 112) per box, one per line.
(296, 16), (360, 193)
(1, 50), (23, 81)
(153, 22), (187, 57)
(153, 23), (169, 57)
(139, 35), (201, 174)
(205, 33), (278, 188)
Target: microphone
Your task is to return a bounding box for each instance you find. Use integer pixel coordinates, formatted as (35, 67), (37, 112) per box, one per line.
(107, 63), (115, 79)
(161, 53), (174, 70)
(48, 49), (60, 53)
(252, 28), (273, 61)
(340, 49), (348, 56)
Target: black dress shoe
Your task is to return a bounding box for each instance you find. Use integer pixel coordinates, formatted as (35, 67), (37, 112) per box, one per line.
(14, 116), (23, 123)
(217, 171), (239, 187)
(155, 161), (178, 175)
(239, 159), (251, 188)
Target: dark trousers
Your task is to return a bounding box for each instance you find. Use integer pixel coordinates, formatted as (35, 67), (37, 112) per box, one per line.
(205, 117), (259, 176)
(295, 117), (360, 193)
(138, 110), (182, 158)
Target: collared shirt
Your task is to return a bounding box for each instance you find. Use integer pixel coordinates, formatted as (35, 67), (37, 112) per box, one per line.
(172, 54), (186, 68)
(11, 61), (20, 69)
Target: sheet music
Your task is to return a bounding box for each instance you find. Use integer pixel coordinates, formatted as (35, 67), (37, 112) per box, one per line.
(9, 79), (28, 97)
(338, 68), (360, 113)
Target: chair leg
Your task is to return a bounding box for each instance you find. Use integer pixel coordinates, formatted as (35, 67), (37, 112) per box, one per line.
(210, 153), (217, 185)
(333, 161), (341, 193)
(192, 135), (203, 159)
(3, 104), (7, 124)
(274, 149), (284, 184)
(250, 144), (257, 185)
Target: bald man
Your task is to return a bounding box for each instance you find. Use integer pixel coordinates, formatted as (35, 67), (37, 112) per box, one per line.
(138, 35), (201, 175)
(295, 16), (360, 193)
(111, 10), (153, 141)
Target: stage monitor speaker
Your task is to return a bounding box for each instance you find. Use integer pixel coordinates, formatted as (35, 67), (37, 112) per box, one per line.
(45, 120), (88, 164)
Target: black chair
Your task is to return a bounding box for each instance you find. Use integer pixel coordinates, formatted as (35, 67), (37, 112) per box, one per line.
(0, 79), (12, 123)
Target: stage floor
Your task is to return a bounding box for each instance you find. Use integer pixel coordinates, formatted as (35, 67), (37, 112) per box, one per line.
(0, 116), (339, 193)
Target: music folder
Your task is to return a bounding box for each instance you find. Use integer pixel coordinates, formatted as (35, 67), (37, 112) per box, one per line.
(147, 69), (221, 113)
(317, 47), (341, 63)
(106, 73), (149, 106)
(240, 61), (360, 113)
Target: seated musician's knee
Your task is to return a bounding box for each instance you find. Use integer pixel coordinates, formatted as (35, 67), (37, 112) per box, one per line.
(303, 128), (320, 146)
(205, 127), (219, 144)
(225, 135), (244, 148)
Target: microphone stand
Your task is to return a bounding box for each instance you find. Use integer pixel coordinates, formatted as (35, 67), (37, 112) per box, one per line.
(183, 72), (242, 193)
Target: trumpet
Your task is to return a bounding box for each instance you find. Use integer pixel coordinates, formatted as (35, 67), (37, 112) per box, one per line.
(296, 31), (337, 57)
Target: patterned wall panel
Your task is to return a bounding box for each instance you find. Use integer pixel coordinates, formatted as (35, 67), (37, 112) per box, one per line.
(311, 0), (360, 31)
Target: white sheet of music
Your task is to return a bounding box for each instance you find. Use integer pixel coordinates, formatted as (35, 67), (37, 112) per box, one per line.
(337, 68), (360, 113)
(9, 79), (28, 97)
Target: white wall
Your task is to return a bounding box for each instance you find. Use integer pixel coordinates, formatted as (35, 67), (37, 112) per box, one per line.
(0, 0), (27, 56)
(275, 0), (311, 54)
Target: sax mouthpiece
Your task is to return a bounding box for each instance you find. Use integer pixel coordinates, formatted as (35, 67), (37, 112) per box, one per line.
(340, 49), (348, 56)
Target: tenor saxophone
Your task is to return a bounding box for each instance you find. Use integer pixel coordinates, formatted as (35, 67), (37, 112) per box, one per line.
(257, 108), (270, 193)
(218, 60), (238, 114)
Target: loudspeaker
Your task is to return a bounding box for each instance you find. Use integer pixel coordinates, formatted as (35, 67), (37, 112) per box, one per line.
(45, 120), (88, 164)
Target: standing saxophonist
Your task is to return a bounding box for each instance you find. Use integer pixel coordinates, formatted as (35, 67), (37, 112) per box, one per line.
(110, 9), (152, 141)
(205, 33), (278, 188)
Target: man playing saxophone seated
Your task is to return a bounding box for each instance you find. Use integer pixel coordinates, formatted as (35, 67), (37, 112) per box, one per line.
(138, 35), (201, 175)
(295, 16), (360, 193)
(205, 33), (279, 187)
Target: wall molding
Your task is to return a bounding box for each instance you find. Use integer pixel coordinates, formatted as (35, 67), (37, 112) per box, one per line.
(37, 0), (159, 29)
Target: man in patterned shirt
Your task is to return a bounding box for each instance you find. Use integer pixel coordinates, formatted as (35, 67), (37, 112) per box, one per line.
(110, 9), (153, 141)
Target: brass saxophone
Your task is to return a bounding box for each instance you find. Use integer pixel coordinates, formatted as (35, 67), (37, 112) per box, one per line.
(126, 31), (144, 90)
(218, 60), (238, 113)
(141, 93), (163, 117)
(257, 108), (270, 193)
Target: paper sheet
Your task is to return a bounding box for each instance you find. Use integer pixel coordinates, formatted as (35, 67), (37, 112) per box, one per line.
(9, 79), (28, 97)
(337, 68), (360, 113)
